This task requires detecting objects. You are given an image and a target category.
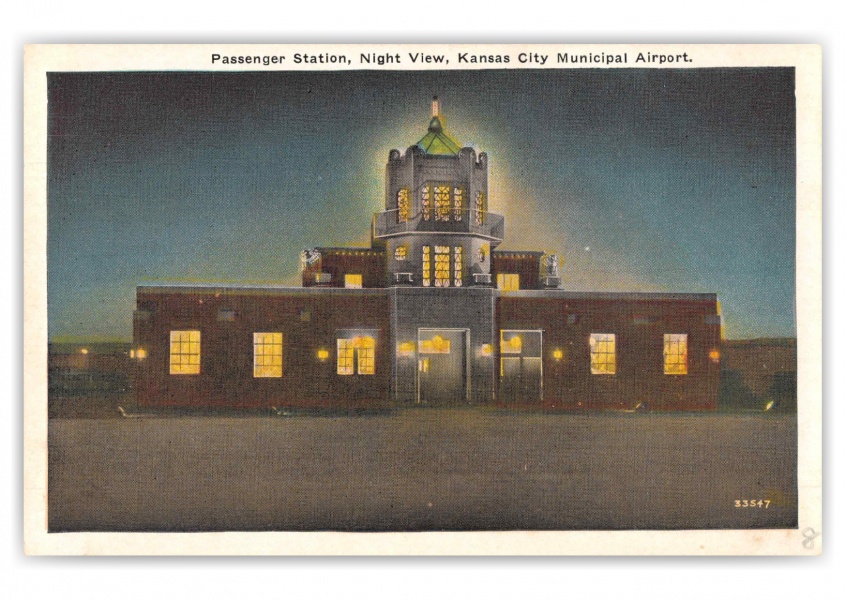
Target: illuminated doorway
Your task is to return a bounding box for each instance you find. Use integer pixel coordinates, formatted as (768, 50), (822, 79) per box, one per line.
(417, 328), (469, 405)
(499, 329), (543, 403)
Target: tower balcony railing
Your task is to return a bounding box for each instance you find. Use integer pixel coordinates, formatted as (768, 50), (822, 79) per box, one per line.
(372, 208), (504, 242)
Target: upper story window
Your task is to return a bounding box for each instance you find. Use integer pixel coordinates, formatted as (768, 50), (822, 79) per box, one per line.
(453, 246), (463, 287)
(421, 182), (465, 223)
(253, 332), (283, 378)
(169, 330), (201, 375)
(475, 191), (486, 226)
(394, 245), (407, 261)
(422, 186), (431, 221)
(590, 333), (616, 375)
(664, 334), (688, 375)
(345, 274), (363, 289)
(434, 185), (451, 221)
(434, 245), (450, 286)
(422, 245), (432, 286)
(497, 273), (520, 292)
(396, 188), (411, 223)
(453, 186), (464, 221)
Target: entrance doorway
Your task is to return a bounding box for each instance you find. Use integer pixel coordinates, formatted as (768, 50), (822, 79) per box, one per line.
(499, 329), (543, 404)
(417, 328), (469, 405)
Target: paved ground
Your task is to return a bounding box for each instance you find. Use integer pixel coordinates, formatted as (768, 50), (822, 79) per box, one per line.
(48, 409), (797, 531)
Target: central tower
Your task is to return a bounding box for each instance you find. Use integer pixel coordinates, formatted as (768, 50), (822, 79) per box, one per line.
(372, 97), (505, 287)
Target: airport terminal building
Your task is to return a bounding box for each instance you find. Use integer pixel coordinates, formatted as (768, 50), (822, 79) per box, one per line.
(134, 99), (722, 411)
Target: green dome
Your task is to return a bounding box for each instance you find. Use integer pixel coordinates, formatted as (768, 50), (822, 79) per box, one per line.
(416, 115), (463, 155)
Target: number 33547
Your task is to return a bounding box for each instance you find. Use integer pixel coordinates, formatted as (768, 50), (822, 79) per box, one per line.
(734, 499), (771, 508)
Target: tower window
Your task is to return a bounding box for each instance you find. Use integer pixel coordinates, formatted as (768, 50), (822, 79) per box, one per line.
(453, 246), (463, 287)
(435, 245), (450, 287)
(421, 186), (431, 221)
(397, 187), (411, 223)
(422, 245), (431, 286)
(475, 191), (486, 226)
(394, 245), (407, 261)
(590, 333), (616, 375)
(253, 332), (283, 378)
(497, 273), (520, 291)
(453, 186), (464, 221)
(169, 330), (201, 375)
(434, 185), (451, 221)
(345, 274), (363, 288)
(664, 334), (688, 375)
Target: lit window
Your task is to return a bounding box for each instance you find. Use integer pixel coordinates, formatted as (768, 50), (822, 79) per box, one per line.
(357, 336), (375, 375)
(590, 333), (616, 375)
(422, 245), (431, 286)
(453, 186), (464, 221)
(475, 191), (485, 226)
(420, 334), (451, 354)
(435, 245), (450, 287)
(397, 187), (411, 223)
(453, 246), (463, 287)
(337, 335), (376, 375)
(169, 330), (201, 375)
(434, 184), (451, 221)
(421, 185), (431, 221)
(253, 332), (283, 378)
(394, 245), (407, 261)
(664, 334), (688, 375)
(500, 330), (523, 354)
(345, 274), (363, 289)
(497, 273), (520, 291)
(337, 338), (355, 375)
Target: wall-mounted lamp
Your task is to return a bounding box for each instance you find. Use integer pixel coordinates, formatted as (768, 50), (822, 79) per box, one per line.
(317, 349), (330, 361)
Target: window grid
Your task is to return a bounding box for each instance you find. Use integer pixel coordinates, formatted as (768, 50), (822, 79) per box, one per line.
(253, 332), (283, 378)
(453, 186), (463, 221)
(421, 185), (431, 221)
(664, 334), (689, 375)
(169, 330), (201, 375)
(422, 245), (431, 286)
(434, 185), (451, 221)
(357, 337), (375, 375)
(337, 336), (376, 375)
(590, 333), (616, 375)
(397, 188), (411, 223)
(337, 339), (355, 375)
(435, 245), (450, 287)
(453, 246), (463, 287)
(394, 246), (407, 261)
(475, 191), (485, 226)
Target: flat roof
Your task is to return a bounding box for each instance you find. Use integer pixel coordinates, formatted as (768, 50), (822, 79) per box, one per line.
(137, 284), (716, 302)
(497, 290), (718, 302)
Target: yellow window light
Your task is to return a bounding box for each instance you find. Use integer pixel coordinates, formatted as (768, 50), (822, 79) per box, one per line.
(317, 349), (330, 361)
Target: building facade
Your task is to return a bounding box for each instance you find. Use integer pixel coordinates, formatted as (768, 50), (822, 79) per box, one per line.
(134, 99), (722, 411)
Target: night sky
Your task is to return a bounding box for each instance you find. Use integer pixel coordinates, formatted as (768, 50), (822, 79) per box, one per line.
(47, 68), (796, 341)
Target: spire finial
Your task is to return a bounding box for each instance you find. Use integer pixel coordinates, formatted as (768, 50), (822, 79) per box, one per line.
(431, 96), (441, 118)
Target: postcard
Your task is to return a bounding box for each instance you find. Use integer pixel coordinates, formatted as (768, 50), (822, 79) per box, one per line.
(23, 44), (822, 555)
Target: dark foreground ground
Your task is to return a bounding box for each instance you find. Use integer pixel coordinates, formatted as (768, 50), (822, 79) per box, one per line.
(48, 402), (797, 532)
